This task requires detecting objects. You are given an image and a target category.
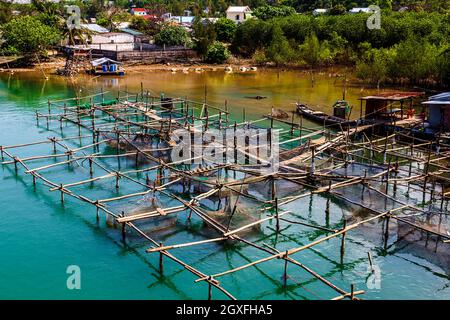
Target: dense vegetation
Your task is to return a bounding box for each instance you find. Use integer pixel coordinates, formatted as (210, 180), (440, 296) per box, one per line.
(230, 11), (449, 86)
(0, 0), (449, 86)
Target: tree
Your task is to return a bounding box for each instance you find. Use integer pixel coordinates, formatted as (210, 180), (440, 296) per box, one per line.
(356, 47), (394, 86)
(130, 16), (163, 36)
(154, 25), (190, 46)
(205, 41), (230, 63)
(231, 18), (273, 57)
(330, 4), (347, 15)
(252, 5), (296, 20)
(298, 33), (321, 67)
(1, 15), (60, 55)
(214, 18), (237, 43)
(96, 8), (131, 32)
(0, 1), (13, 24)
(266, 24), (294, 66)
(192, 19), (216, 59)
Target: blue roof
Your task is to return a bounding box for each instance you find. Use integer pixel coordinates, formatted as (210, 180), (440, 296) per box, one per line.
(429, 92), (450, 101)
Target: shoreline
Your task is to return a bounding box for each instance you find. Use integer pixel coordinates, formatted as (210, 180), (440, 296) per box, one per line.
(0, 56), (344, 74)
(0, 58), (442, 92)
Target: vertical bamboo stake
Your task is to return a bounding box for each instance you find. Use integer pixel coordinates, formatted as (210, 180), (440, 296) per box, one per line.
(115, 172), (120, 189)
(208, 276), (212, 300)
(223, 100), (228, 124)
(384, 213), (390, 250)
(159, 242), (164, 273)
(340, 219), (347, 262)
(283, 251), (289, 287)
(60, 184), (64, 204)
(290, 111), (295, 135)
(89, 157), (93, 177)
(310, 146), (316, 175)
(368, 252), (374, 272)
(121, 211), (126, 240)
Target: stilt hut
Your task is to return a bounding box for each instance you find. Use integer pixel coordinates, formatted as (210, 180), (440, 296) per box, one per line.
(421, 92), (450, 131)
(359, 92), (424, 120)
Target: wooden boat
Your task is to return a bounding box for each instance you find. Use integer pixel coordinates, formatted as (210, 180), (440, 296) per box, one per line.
(87, 57), (125, 76)
(296, 101), (357, 127)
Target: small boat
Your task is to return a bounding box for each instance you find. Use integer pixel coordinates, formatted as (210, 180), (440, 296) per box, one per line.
(296, 100), (357, 127)
(87, 57), (125, 76)
(245, 95), (267, 100)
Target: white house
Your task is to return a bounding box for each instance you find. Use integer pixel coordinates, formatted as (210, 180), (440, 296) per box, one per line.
(226, 6), (252, 24)
(90, 32), (136, 51)
(312, 9), (328, 16)
(349, 7), (372, 14)
(131, 8), (147, 16)
(91, 32), (135, 44)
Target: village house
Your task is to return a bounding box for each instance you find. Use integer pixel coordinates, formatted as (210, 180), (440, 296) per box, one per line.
(89, 32), (135, 51)
(312, 8), (328, 16)
(422, 92), (450, 131)
(130, 8), (147, 16)
(349, 7), (372, 14)
(226, 6), (252, 24)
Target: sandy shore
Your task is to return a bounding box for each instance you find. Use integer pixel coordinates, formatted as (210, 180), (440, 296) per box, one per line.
(0, 56), (260, 74)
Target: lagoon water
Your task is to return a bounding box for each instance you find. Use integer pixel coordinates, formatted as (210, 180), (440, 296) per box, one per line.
(0, 69), (448, 299)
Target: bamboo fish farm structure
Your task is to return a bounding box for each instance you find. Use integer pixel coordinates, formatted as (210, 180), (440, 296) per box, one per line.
(1, 86), (449, 300)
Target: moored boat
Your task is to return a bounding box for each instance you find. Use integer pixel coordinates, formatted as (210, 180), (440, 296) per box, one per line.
(87, 57), (125, 76)
(296, 100), (357, 127)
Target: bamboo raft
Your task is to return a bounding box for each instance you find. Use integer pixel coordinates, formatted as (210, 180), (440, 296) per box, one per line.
(1, 86), (449, 300)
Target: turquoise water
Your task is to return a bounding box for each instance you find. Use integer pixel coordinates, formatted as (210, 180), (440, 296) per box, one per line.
(0, 71), (448, 300)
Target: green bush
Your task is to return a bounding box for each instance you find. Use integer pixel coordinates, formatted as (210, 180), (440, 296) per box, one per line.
(154, 25), (190, 46)
(214, 18), (237, 43)
(252, 5), (296, 20)
(205, 42), (230, 64)
(1, 15), (60, 55)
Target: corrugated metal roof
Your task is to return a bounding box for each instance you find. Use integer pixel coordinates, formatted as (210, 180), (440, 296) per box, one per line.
(422, 101), (450, 105)
(81, 24), (109, 33)
(119, 28), (144, 36)
(429, 92), (450, 101)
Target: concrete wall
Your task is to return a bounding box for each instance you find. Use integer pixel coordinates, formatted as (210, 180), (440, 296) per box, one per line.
(92, 48), (197, 63)
(89, 43), (135, 51)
